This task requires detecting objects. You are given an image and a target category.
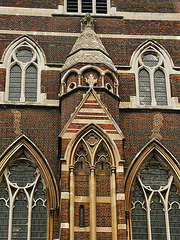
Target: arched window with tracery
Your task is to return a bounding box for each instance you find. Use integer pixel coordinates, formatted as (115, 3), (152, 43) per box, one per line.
(127, 149), (180, 240)
(0, 155), (47, 240)
(9, 48), (38, 102)
(138, 52), (167, 106)
(3, 37), (46, 104)
(131, 42), (174, 107)
(0, 136), (59, 240)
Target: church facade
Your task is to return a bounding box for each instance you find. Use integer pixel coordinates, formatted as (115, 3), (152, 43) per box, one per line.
(0, 1), (179, 240)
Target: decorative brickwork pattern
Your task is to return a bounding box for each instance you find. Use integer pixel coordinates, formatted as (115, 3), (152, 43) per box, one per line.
(75, 174), (89, 196)
(96, 203), (112, 227)
(41, 70), (60, 100)
(0, 0), (63, 9)
(61, 171), (69, 192)
(112, 0), (178, 13)
(119, 73), (136, 102)
(170, 74), (180, 102)
(74, 232), (90, 239)
(0, 68), (6, 92)
(96, 175), (110, 196)
(61, 199), (69, 223)
(61, 229), (70, 240)
(97, 232), (112, 239)
(119, 111), (180, 172)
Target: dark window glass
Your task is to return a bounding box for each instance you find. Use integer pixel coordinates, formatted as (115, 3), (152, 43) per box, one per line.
(151, 195), (166, 240)
(169, 184), (180, 240)
(154, 70), (167, 106)
(79, 205), (85, 227)
(131, 184), (148, 240)
(0, 181), (9, 240)
(12, 192), (28, 240)
(82, 0), (93, 13)
(142, 54), (159, 67)
(25, 65), (37, 102)
(16, 49), (33, 63)
(67, 0), (78, 12)
(31, 200), (47, 240)
(139, 69), (151, 105)
(96, 0), (107, 13)
(131, 203), (148, 240)
(9, 64), (21, 101)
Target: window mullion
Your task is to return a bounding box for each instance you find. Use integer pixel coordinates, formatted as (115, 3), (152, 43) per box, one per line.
(136, 69), (140, 105)
(163, 176), (173, 240)
(138, 177), (153, 240)
(26, 173), (40, 240)
(150, 70), (156, 106)
(6, 182), (19, 240)
(146, 195), (153, 240)
(93, 0), (96, 14)
(78, 0), (81, 14)
(20, 65), (26, 102)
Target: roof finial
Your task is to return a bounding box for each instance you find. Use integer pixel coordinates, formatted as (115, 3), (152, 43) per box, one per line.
(81, 13), (96, 32)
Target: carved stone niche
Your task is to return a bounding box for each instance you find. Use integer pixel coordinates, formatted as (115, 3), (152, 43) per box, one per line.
(95, 142), (110, 175)
(74, 141), (90, 175)
(82, 69), (100, 87)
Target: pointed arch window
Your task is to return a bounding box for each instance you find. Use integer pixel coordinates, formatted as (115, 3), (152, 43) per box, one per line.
(137, 52), (168, 106)
(130, 158), (180, 240)
(8, 48), (38, 102)
(67, 0), (108, 14)
(3, 37), (47, 104)
(0, 156), (47, 240)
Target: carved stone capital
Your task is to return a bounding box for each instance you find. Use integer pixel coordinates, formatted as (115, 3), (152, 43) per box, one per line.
(111, 166), (116, 174)
(69, 165), (74, 172)
(90, 165), (96, 171)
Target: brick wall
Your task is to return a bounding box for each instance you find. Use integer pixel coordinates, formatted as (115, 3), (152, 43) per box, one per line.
(41, 70), (60, 100)
(0, 106), (60, 176)
(170, 74), (180, 102)
(0, 0), (63, 9)
(1, 0), (179, 13)
(119, 110), (180, 172)
(112, 0), (179, 13)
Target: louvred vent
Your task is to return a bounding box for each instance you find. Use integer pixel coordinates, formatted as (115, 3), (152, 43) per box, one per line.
(67, 0), (78, 12)
(82, 0), (93, 13)
(96, 0), (107, 13)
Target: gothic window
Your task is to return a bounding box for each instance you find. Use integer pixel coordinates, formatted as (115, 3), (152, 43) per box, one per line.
(67, 0), (108, 14)
(8, 48), (38, 102)
(0, 156), (47, 240)
(131, 158), (180, 240)
(137, 51), (168, 106)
